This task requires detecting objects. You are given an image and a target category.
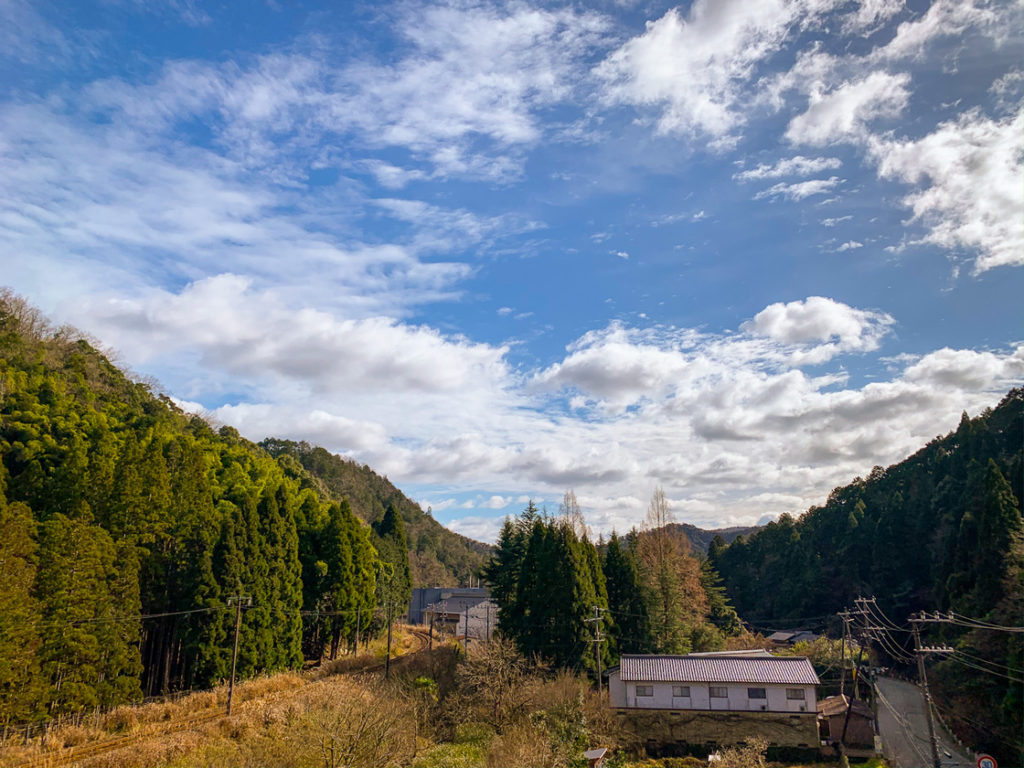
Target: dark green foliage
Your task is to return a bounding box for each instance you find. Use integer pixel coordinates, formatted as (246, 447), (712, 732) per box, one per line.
(372, 503), (412, 612)
(485, 504), (610, 673)
(0, 493), (45, 723)
(714, 389), (1023, 763)
(260, 438), (488, 587)
(0, 291), (383, 719)
(601, 531), (651, 654)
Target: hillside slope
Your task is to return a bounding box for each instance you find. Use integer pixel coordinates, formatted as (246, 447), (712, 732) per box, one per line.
(712, 388), (1022, 761)
(260, 439), (489, 588)
(0, 291), (382, 714)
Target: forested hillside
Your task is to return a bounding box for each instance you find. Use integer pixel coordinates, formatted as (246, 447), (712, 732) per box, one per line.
(0, 293), (393, 722)
(667, 522), (758, 554)
(260, 439), (488, 587)
(712, 389), (1023, 761)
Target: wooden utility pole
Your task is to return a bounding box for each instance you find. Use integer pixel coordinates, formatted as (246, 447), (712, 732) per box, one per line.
(464, 605), (470, 651)
(354, 605), (360, 655)
(226, 594), (250, 716)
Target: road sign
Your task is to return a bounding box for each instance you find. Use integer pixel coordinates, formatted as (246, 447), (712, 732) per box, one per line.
(977, 754), (997, 768)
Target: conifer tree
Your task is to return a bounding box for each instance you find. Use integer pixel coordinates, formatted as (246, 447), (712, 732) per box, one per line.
(0, 493), (44, 723)
(602, 531), (651, 654)
(373, 504), (411, 611)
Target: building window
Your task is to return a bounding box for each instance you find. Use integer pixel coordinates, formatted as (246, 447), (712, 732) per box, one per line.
(747, 687), (767, 699)
(636, 685), (654, 697)
(672, 685), (690, 698)
(710, 686), (728, 698)
(786, 688), (806, 700)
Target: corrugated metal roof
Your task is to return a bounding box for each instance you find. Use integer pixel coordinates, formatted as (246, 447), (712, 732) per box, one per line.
(619, 654), (820, 685)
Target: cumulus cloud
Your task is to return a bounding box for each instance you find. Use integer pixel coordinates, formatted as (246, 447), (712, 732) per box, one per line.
(903, 347), (1024, 390)
(79, 275), (511, 396)
(837, 241), (863, 251)
(869, 109), (1024, 273)
(742, 296), (893, 350)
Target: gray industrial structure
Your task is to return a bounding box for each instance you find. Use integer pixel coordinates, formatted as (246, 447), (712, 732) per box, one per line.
(408, 587), (496, 642)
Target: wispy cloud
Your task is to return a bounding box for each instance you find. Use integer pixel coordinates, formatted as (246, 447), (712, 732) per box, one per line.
(753, 176), (842, 201)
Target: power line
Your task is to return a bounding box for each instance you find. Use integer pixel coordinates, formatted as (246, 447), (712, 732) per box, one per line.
(953, 648), (1024, 677)
(946, 653), (1024, 685)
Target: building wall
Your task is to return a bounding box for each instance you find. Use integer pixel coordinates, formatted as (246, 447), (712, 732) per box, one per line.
(608, 671), (815, 713)
(615, 708), (820, 750)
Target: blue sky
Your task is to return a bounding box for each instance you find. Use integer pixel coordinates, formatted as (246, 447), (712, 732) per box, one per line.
(2, 0), (1021, 541)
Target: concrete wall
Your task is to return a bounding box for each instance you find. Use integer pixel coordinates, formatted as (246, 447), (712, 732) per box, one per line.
(614, 708), (821, 750)
(607, 671), (815, 713)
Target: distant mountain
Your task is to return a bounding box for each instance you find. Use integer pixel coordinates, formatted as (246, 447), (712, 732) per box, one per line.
(668, 522), (760, 554)
(260, 439), (489, 587)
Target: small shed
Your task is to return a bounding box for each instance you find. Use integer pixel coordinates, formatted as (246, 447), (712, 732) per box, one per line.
(767, 630), (819, 645)
(817, 694), (874, 749)
(583, 747), (608, 767)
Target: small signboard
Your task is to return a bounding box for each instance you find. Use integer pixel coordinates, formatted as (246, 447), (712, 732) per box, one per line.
(977, 754), (997, 768)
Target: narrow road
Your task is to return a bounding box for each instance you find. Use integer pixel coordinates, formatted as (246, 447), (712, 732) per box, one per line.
(875, 677), (973, 768)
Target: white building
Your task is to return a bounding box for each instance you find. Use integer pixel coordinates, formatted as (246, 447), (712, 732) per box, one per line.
(608, 653), (819, 714)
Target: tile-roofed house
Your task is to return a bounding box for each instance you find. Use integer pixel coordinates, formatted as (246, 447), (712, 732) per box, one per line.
(609, 653), (819, 713)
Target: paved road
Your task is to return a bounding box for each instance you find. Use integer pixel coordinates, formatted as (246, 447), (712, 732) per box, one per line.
(875, 677), (973, 768)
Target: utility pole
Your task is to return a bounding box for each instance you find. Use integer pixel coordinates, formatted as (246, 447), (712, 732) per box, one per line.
(485, 603), (490, 642)
(226, 594), (250, 716)
(428, 611), (434, 651)
(910, 614), (949, 768)
(354, 605), (360, 655)
(464, 605), (470, 651)
(838, 610), (854, 750)
(585, 605), (605, 699)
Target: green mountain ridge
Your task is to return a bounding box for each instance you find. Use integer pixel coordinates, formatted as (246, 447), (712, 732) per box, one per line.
(711, 388), (1023, 762)
(259, 438), (489, 587)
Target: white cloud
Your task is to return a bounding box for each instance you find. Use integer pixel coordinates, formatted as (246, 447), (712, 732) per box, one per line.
(871, 0), (1004, 62)
(78, 275), (511, 396)
(785, 71), (910, 145)
(597, 0), (843, 143)
(479, 495), (511, 510)
(753, 176), (841, 201)
(735, 155), (841, 180)
(840, 0), (904, 35)
(360, 160), (428, 189)
(742, 296), (893, 350)
(869, 109), (1024, 273)
(82, 4), (611, 182)
(904, 347), (1024, 390)
(822, 216), (852, 227)
(443, 515), (506, 544)
(837, 240), (863, 251)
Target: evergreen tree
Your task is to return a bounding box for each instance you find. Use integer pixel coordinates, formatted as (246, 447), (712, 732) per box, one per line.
(0, 494), (44, 723)
(372, 504), (412, 612)
(602, 531), (651, 655)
